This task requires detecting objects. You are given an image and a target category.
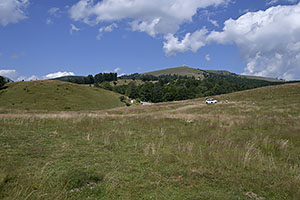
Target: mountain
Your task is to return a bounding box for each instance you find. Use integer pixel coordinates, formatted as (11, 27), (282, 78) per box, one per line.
(143, 66), (283, 82)
(0, 80), (125, 111)
(51, 75), (86, 82)
(143, 66), (208, 79)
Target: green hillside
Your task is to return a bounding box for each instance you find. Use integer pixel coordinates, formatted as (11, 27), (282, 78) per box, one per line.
(1, 83), (300, 199)
(51, 75), (86, 82)
(144, 66), (282, 82)
(0, 80), (125, 111)
(239, 74), (284, 82)
(144, 66), (207, 79)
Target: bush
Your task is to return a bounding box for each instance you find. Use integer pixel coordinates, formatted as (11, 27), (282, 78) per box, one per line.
(119, 96), (126, 102)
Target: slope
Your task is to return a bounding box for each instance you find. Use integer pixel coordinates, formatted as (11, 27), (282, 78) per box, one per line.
(0, 80), (125, 111)
(144, 66), (282, 82)
(144, 66), (207, 79)
(0, 83), (300, 199)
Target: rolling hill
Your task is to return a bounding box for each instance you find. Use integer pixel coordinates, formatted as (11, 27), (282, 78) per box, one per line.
(143, 66), (283, 82)
(0, 83), (300, 199)
(144, 66), (208, 79)
(0, 80), (125, 111)
(51, 75), (86, 82)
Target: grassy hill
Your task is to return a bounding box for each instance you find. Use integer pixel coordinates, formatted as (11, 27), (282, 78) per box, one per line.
(144, 66), (283, 82)
(239, 74), (284, 82)
(51, 75), (86, 82)
(0, 80), (125, 111)
(144, 66), (207, 79)
(0, 83), (300, 199)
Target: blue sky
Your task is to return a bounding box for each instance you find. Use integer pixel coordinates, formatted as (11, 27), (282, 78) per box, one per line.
(1, 0), (300, 81)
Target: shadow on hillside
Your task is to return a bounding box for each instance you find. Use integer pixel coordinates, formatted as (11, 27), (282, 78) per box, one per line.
(0, 86), (8, 90)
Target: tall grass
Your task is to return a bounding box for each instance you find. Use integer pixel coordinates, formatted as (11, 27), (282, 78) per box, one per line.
(0, 83), (300, 199)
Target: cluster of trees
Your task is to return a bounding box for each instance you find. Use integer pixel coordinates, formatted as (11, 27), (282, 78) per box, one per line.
(119, 73), (158, 81)
(119, 73), (192, 82)
(67, 73), (117, 84)
(58, 71), (288, 103)
(0, 76), (6, 88)
(110, 74), (283, 103)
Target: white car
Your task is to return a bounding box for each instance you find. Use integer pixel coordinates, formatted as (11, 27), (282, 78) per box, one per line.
(206, 98), (218, 104)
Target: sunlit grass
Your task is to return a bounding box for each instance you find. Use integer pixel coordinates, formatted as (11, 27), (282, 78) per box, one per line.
(0, 83), (300, 199)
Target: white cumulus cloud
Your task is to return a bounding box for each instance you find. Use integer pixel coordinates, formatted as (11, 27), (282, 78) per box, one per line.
(0, 69), (40, 81)
(69, 0), (229, 36)
(44, 71), (75, 79)
(0, 69), (19, 80)
(0, 0), (29, 26)
(163, 28), (208, 56)
(163, 3), (300, 80)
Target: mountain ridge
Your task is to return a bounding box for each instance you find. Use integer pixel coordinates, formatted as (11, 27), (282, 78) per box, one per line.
(143, 66), (283, 82)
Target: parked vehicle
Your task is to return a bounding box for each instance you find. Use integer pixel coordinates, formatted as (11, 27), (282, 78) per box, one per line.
(206, 98), (218, 104)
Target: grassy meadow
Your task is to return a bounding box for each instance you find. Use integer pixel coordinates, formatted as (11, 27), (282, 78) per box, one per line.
(0, 83), (300, 199)
(0, 80), (124, 111)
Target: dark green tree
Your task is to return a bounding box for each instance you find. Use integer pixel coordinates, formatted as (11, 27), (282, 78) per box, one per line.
(100, 81), (113, 91)
(0, 76), (6, 88)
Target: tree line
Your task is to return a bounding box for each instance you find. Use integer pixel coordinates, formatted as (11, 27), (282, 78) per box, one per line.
(54, 71), (292, 103)
(110, 73), (284, 103)
(67, 73), (117, 85)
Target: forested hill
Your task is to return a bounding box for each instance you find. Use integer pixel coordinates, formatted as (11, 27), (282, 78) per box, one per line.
(140, 66), (283, 82)
(48, 66), (294, 104)
(114, 70), (288, 103)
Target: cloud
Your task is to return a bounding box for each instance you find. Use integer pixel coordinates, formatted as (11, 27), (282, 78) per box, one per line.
(163, 3), (300, 80)
(163, 28), (208, 56)
(266, 0), (298, 6)
(205, 54), (211, 61)
(17, 75), (39, 81)
(117, 73), (125, 77)
(114, 67), (121, 73)
(48, 7), (60, 17)
(43, 71), (75, 79)
(208, 17), (219, 27)
(69, 0), (230, 36)
(1, 70), (75, 81)
(0, 0), (29, 26)
(70, 24), (80, 35)
(0, 69), (40, 81)
(46, 18), (53, 24)
(46, 7), (63, 25)
(97, 23), (118, 40)
(266, 0), (280, 5)
(0, 69), (19, 80)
